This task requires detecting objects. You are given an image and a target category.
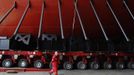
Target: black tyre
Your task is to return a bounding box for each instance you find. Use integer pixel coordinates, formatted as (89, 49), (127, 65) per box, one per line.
(128, 62), (134, 69)
(18, 59), (28, 68)
(63, 61), (73, 70)
(116, 62), (125, 69)
(77, 61), (87, 70)
(34, 60), (44, 69)
(103, 62), (112, 69)
(90, 62), (100, 70)
(2, 59), (13, 68)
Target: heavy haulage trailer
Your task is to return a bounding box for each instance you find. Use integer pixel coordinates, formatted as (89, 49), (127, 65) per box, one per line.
(0, 0), (134, 71)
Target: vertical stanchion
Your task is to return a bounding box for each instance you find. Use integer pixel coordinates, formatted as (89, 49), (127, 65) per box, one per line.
(106, 0), (130, 42)
(123, 0), (134, 21)
(13, 0), (31, 36)
(0, 1), (17, 23)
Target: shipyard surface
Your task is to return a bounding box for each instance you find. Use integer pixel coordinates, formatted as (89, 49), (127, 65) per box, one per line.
(0, 70), (134, 75)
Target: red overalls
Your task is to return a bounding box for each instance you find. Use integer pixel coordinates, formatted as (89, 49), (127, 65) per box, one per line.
(49, 55), (58, 75)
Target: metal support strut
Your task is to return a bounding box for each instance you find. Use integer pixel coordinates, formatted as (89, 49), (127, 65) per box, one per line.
(106, 0), (130, 42)
(74, 0), (88, 40)
(37, 0), (45, 49)
(69, 9), (76, 51)
(90, 0), (109, 41)
(72, 0), (90, 51)
(38, 1), (45, 38)
(123, 0), (134, 21)
(58, 0), (67, 51)
(0, 1), (17, 23)
(70, 7), (76, 39)
(58, 0), (64, 39)
(13, 0), (31, 36)
(71, 10), (76, 36)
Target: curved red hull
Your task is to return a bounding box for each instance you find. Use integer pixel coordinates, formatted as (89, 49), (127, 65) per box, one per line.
(0, 0), (134, 40)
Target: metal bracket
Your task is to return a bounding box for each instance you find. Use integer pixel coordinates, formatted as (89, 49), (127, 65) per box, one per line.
(14, 34), (31, 45)
(41, 34), (57, 41)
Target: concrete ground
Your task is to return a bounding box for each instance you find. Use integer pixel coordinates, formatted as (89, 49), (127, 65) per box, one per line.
(0, 70), (134, 75)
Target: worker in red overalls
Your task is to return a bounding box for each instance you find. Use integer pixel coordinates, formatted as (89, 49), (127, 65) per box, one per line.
(49, 51), (59, 75)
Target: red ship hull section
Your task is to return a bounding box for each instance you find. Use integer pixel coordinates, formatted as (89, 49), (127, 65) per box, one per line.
(0, 0), (134, 40)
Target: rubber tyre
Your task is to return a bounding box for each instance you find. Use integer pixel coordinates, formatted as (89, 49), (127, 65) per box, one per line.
(63, 62), (73, 70)
(116, 62), (125, 70)
(103, 62), (112, 69)
(77, 61), (87, 70)
(90, 62), (100, 70)
(34, 60), (44, 69)
(18, 59), (28, 68)
(2, 59), (13, 68)
(128, 62), (134, 69)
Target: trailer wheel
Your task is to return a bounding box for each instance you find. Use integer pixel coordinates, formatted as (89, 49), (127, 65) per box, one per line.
(34, 60), (44, 69)
(116, 62), (124, 69)
(2, 59), (13, 68)
(77, 61), (87, 70)
(90, 62), (100, 70)
(63, 61), (73, 70)
(103, 62), (112, 69)
(18, 59), (28, 68)
(128, 62), (134, 69)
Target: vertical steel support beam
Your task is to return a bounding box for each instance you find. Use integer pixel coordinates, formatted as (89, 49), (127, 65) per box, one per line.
(58, 0), (64, 39)
(13, 0), (31, 35)
(90, 0), (109, 41)
(74, 0), (88, 40)
(106, 0), (130, 42)
(123, 0), (134, 21)
(0, 1), (17, 23)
